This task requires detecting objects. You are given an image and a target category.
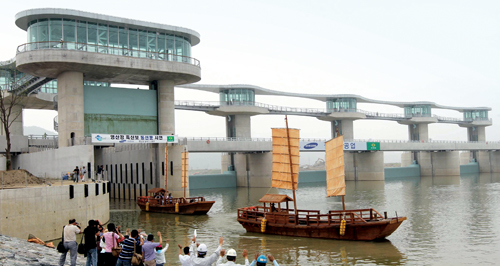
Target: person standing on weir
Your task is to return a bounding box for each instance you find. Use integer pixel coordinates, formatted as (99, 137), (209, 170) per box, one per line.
(58, 218), (82, 266)
(190, 236), (224, 266)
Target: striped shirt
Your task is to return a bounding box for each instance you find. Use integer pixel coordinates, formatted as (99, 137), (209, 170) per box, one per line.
(118, 237), (140, 261)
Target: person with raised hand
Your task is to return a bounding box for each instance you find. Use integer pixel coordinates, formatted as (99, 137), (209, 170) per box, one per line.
(249, 253), (279, 266)
(216, 248), (249, 265)
(189, 235), (223, 266)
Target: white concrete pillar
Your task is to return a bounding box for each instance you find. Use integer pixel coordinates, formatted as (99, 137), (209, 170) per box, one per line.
(408, 123), (429, 141)
(331, 120), (354, 139)
(417, 151), (460, 176)
(226, 114), (251, 138)
(157, 80), (175, 135)
(345, 151), (384, 181)
(477, 151), (500, 173)
(156, 80), (186, 196)
(234, 153), (272, 187)
(467, 126), (486, 141)
(57, 71), (84, 147)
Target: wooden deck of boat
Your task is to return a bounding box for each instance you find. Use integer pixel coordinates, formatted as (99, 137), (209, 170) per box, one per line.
(137, 196), (214, 215)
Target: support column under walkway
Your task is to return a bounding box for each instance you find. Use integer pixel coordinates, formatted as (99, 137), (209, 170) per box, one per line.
(57, 71), (84, 148)
(156, 79), (186, 197)
(345, 151), (384, 181)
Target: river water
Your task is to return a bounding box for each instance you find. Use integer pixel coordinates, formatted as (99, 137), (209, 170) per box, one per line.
(109, 173), (500, 265)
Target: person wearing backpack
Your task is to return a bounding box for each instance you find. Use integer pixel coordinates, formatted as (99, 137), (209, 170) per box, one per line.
(58, 219), (82, 266)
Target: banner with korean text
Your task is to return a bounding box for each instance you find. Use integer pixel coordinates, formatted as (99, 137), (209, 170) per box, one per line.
(91, 134), (179, 144)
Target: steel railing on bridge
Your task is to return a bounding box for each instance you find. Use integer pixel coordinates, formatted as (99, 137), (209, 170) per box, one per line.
(173, 100), (485, 123)
(17, 41), (201, 67)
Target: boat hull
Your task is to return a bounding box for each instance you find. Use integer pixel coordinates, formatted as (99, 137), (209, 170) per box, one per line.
(137, 197), (215, 215)
(238, 217), (406, 241)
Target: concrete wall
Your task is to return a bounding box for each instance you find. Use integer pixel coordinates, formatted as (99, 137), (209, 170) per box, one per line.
(186, 139), (272, 153)
(385, 165), (420, 179)
(96, 144), (157, 200)
(234, 152), (272, 187)
(299, 170), (326, 183)
(345, 151), (384, 181)
(84, 86), (158, 136)
(0, 182), (110, 241)
(189, 171), (236, 190)
(0, 135), (29, 153)
(418, 151), (460, 176)
(12, 145), (94, 178)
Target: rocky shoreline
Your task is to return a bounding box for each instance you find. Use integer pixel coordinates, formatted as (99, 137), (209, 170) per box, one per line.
(0, 234), (87, 265)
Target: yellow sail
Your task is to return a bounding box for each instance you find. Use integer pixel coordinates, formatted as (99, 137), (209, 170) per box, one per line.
(272, 128), (300, 190)
(326, 135), (345, 197)
(181, 150), (189, 188)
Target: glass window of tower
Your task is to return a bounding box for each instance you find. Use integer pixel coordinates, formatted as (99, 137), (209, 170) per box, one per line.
(25, 18), (194, 64)
(326, 98), (357, 112)
(404, 105), (431, 117)
(219, 89), (255, 104)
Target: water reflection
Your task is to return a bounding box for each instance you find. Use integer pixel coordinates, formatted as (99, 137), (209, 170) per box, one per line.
(108, 173), (500, 265)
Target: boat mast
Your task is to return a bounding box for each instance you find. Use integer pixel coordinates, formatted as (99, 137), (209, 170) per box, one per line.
(285, 116), (298, 222)
(183, 147), (187, 198)
(165, 145), (168, 191)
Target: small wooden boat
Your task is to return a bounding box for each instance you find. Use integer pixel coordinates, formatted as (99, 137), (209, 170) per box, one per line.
(237, 116), (406, 241)
(137, 188), (214, 215)
(137, 147), (214, 215)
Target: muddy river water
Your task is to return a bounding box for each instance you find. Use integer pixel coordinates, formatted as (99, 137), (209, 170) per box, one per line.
(108, 173), (500, 265)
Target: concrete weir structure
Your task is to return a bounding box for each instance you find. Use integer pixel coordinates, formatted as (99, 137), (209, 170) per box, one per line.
(11, 8), (201, 197)
(179, 84), (495, 178)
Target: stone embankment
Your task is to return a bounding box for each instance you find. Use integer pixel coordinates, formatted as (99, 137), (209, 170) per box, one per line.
(0, 234), (86, 265)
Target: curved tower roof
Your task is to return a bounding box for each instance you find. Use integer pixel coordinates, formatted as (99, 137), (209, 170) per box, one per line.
(179, 84), (491, 112)
(15, 8), (201, 46)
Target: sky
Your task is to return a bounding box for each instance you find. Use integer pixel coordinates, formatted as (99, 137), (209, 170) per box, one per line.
(1, 0), (499, 165)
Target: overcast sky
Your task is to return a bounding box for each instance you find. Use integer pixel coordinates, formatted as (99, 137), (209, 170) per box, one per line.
(1, 1), (499, 163)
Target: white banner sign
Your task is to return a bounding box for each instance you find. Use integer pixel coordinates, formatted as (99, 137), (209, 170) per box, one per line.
(299, 141), (326, 151)
(92, 134), (179, 144)
(343, 142), (368, 151)
(299, 141), (375, 151)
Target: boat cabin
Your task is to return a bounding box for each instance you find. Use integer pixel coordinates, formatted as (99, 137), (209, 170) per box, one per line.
(259, 194), (294, 213)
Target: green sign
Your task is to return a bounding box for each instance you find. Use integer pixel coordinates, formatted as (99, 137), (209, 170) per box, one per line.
(167, 136), (176, 142)
(367, 142), (380, 151)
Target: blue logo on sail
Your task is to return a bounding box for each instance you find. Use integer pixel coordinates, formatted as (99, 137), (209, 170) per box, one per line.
(304, 142), (318, 149)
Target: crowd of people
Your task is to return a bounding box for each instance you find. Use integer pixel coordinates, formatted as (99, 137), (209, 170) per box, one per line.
(58, 218), (280, 266)
(67, 165), (105, 183)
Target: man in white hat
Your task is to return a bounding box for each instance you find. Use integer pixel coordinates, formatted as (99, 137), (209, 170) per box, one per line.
(189, 235), (223, 266)
(216, 248), (249, 266)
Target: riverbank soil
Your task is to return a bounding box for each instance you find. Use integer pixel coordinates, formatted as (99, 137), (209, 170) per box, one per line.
(0, 169), (44, 188)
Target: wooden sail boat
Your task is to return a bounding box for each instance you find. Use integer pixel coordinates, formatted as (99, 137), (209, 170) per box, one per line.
(237, 116), (406, 240)
(137, 146), (215, 215)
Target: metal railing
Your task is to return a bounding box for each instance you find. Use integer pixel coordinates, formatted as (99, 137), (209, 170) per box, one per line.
(183, 137), (272, 142)
(17, 41), (201, 67)
(344, 138), (500, 144)
(0, 57), (16, 67)
(174, 100), (479, 123)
